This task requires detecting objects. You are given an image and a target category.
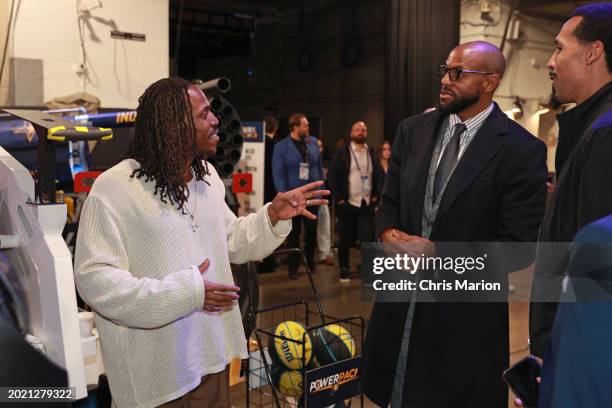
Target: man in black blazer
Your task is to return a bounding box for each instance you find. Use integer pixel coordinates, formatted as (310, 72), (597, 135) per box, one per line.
(361, 41), (547, 407)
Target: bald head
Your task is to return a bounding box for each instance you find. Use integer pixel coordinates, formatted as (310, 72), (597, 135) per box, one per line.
(452, 41), (506, 77)
(439, 41), (505, 119)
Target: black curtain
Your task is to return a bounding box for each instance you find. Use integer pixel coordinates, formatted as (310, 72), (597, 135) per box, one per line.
(384, 0), (460, 140)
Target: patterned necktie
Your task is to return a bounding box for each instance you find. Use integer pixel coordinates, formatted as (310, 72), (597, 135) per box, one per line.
(433, 123), (467, 202)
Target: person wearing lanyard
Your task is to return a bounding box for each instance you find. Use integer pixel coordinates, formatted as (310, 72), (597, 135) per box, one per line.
(329, 121), (380, 283)
(272, 113), (325, 279)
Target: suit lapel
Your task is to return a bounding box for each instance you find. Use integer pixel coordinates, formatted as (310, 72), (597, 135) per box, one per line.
(431, 105), (507, 237)
(406, 112), (444, 235)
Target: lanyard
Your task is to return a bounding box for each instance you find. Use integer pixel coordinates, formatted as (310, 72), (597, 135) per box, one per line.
(349, 144), (370, 174)
(293, 137), (310, 163)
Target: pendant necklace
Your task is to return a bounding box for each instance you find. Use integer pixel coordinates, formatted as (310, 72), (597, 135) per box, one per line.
(184, 181), (199, 232)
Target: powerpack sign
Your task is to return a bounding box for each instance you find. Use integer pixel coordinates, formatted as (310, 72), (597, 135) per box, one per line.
(305, 356), (361, 406)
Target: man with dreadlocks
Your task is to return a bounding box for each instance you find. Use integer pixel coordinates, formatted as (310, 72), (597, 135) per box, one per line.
(74, 77), (329, 408)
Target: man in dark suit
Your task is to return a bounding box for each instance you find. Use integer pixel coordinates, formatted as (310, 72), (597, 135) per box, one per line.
(529, 2), (612, 358)
(361, 41), (547, 407)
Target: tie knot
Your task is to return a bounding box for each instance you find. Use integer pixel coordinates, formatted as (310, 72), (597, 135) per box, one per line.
(453, 123), (467, 135)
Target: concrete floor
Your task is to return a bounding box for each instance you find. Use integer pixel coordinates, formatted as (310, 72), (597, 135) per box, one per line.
(231, 252), (532, 408)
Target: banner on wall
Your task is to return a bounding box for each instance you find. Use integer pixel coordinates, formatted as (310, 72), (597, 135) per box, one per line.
(235, 121), (265, 216)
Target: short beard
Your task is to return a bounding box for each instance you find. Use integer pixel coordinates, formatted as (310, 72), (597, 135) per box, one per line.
(438, 94), (479, 115)
(549, 87), (564, 109)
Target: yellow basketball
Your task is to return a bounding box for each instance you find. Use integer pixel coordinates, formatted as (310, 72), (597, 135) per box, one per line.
(269, 320), (313, 370)
(271, 368), (303, 398)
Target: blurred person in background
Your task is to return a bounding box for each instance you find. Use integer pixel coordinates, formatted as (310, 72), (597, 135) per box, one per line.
(272, 114), (325, 279)
(376, 140), (392, 206)
(316, 139), (334, 266)
(329, 121), (380, 283)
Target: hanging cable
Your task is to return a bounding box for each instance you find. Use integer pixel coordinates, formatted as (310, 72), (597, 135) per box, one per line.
(500, 0), (520, 53)
(76, 0), (89, 91)
(0, 0), (16, 88)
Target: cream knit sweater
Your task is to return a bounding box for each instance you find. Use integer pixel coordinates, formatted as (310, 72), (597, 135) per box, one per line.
(74, 159), (291, 407)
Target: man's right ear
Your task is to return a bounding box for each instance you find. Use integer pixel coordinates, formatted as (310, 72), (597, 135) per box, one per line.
(484, 74), (501, 94)
(584, 40), (605, 67)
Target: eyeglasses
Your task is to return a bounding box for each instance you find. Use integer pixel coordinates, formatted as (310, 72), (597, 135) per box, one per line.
(437, 64), (495, 81)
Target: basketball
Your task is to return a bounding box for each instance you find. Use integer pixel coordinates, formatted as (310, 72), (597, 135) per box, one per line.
(271, 367), (303, 398)
(312, 324), (356, 367)
(269, 320), (313, 369)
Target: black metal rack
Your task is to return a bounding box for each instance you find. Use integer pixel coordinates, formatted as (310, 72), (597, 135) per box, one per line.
(245, 249), (364, 408)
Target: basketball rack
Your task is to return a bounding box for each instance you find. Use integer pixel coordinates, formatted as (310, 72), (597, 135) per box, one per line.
(245, 248), (365, 408)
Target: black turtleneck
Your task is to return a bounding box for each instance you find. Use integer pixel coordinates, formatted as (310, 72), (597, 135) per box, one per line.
(555, 82), (612, 174)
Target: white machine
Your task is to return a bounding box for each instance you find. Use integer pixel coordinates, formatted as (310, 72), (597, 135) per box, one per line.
(0, 110), (111, 400)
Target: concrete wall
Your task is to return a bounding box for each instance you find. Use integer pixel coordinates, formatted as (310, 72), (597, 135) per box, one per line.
(0, 0), (169, 108)
(460, 0), (563, 170)
(0, 0), (12, 104)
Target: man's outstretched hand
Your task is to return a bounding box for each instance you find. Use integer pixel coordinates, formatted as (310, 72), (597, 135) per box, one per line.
(379, 228), (413, 243)
(198, 259), (240, 313)
(268, 180), (330, 225)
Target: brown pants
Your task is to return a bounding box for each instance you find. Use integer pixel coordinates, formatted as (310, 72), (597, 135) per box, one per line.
(159, 366), (230, 408)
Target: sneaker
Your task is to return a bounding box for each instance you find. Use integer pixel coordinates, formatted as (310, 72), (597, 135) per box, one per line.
(322, 255), (334, 266)
(339, 268), (351, 283)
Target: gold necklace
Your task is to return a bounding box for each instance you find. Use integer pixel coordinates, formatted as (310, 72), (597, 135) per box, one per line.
(184, 181), (198, 232)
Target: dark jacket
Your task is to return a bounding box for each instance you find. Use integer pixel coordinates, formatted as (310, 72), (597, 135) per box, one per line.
(362, 104), (547, 407)
(539, 212), (612, 407)
(264, 135), (277, 203)
(328, 143), (381, 205)
(530, 82), (612, 357)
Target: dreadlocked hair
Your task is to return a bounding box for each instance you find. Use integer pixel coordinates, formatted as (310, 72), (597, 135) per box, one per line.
(124, 77), (211, 213)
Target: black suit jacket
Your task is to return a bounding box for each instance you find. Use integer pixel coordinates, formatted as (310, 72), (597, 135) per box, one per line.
(362, 104), (547, 407)
(328, 144), (381, 204)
